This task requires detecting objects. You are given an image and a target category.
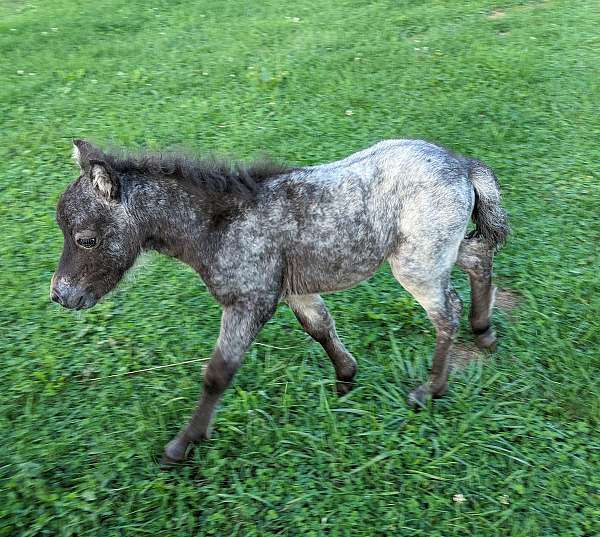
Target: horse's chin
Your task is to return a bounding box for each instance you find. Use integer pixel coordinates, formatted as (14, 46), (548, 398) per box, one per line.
(76, 295), (99, 310)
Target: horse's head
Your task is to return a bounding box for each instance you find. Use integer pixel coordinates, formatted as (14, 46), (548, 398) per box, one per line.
(50, 140), (143, 309)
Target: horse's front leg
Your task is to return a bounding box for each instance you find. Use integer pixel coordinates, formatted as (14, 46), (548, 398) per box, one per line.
(161, 300), (276, 466)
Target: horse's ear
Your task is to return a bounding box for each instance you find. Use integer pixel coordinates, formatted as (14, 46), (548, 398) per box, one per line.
(89, 159), (119, 202)
(72, 139), (99, 171)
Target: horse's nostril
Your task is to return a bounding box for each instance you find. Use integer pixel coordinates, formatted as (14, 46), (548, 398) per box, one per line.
(51, 289), (62, 304)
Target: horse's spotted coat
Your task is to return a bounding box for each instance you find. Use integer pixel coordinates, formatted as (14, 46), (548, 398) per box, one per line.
(52, 139), (508, 464)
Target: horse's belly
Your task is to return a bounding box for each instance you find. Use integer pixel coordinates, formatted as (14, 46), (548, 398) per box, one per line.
(283, 249), (384, 296)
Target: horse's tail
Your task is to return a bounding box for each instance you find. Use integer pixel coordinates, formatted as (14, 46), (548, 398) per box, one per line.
(468, 160), (509, 251)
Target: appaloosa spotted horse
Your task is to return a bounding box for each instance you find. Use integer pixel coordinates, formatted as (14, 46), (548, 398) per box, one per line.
(51, 139), (508, 465)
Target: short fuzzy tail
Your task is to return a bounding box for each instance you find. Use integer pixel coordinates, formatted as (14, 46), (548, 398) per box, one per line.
(468, 160), (509, 251)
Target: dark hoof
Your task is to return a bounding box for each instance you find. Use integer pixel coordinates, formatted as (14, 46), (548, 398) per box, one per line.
(160, 437), (190, 469)
(408, 386), (430, 410)
(408, 381), (447, 409)
(336, 379), (354, 396)
(475, 327), (497, 352)
(160, 454), (187, 470)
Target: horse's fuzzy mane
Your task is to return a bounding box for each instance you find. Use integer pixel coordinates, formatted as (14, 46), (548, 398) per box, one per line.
(76, 141), (295, 200)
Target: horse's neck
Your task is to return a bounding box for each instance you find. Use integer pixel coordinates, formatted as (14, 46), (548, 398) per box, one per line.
(132, 178), (211, 262)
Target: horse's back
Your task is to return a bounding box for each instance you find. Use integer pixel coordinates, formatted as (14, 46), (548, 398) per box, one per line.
(301, 138), (474, 236)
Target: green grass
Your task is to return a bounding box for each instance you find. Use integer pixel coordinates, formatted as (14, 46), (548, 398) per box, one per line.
(1, 0), (599, 535)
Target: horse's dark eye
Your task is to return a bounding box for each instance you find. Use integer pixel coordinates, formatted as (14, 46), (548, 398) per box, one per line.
(75, 231), (98, 249)
(76, 236), (97, 249)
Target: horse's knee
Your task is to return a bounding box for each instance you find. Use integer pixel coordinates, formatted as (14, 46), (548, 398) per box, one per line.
(300, 314), (333, 344)
(288, 295), (333, 343)
(203, 350), (238, 394)
(436, 289), (462, 336)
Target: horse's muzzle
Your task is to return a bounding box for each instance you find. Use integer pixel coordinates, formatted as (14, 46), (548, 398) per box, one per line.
(50, 275), (97, 310)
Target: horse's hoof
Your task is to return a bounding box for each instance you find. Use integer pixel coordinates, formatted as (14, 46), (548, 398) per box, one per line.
(336, 379), (354, 396)
(160, 454), (186, 470)
(475, 327), (497, 352)
(160, 437), (189, 469)
(408, 386), (430, 410)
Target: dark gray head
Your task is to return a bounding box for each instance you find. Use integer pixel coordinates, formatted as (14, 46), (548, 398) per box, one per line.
(50, 140), (143, 309)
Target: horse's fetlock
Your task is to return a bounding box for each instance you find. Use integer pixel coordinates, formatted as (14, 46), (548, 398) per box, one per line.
(336, 356), (357, 382)
(475, 327), (497, 352)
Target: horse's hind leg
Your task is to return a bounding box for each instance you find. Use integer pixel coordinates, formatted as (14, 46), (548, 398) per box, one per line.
(389, 262), (462, 408)
(287, 294), (357, 395)
(456, 237), (497, 351)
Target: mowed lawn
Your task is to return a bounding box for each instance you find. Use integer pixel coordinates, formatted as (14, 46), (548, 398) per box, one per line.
(1, 0), (599, 535)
